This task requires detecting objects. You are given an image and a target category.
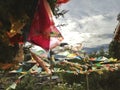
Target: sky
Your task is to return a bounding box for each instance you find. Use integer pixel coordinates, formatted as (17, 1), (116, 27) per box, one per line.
(54, 0), (120, 53)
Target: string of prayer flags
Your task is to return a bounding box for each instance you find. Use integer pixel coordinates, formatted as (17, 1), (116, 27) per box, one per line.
(30, 51), (51, 74)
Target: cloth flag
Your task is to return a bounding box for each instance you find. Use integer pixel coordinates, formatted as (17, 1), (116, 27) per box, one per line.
(57, 0), (70, 4)
(27, 0), (63, 51)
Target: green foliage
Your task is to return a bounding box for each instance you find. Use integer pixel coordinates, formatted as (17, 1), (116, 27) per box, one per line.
(15, 73), (86, 90)
(1, 69), (120, 90)
(109, 40), (120, 59)
(16, 74), (38, 90)
(58, 72), (86, 85)
(99, 70), (120, 90)
(52, 83), (85, 90)
(0, 73), (19, 89)
(57, 70), (120, 90)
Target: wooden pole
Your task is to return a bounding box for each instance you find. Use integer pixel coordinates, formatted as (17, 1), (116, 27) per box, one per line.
(49, 50), (54, 90)
(86, 74), (89, 90)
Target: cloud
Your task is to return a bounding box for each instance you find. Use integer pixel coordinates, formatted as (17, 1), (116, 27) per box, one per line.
(57, 14), (115, 45)
(55, 0), (120, 52)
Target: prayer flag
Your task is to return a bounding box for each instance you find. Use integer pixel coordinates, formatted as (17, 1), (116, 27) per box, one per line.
(57, 0), (70, 4)
(27, 0), (63, 51)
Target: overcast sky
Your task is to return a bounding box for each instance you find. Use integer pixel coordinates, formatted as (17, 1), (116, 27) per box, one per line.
(55, 0), (120, 53)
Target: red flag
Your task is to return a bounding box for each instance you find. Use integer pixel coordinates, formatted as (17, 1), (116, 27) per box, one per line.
(27, 0), (63, 51)
(57, 0), (70, 4)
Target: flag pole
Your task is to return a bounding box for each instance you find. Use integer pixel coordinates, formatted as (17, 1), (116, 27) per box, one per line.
(86, 73), (89, 90)
(49, 49), (54, 90)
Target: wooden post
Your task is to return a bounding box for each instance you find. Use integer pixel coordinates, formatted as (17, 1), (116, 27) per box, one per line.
(86, 74), (89, 90)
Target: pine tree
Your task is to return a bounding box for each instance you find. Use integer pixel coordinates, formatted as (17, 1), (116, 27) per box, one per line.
(109, 13), (120, 60)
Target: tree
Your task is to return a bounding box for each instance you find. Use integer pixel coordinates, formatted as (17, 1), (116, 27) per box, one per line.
(109, 40), (120, 59)
(0, 0), (38, 63)
(0, 0), (68, 63)
(109, 13), (120, 60)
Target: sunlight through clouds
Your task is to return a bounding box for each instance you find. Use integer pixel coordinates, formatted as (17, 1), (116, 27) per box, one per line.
(55, 0), (120, 52)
